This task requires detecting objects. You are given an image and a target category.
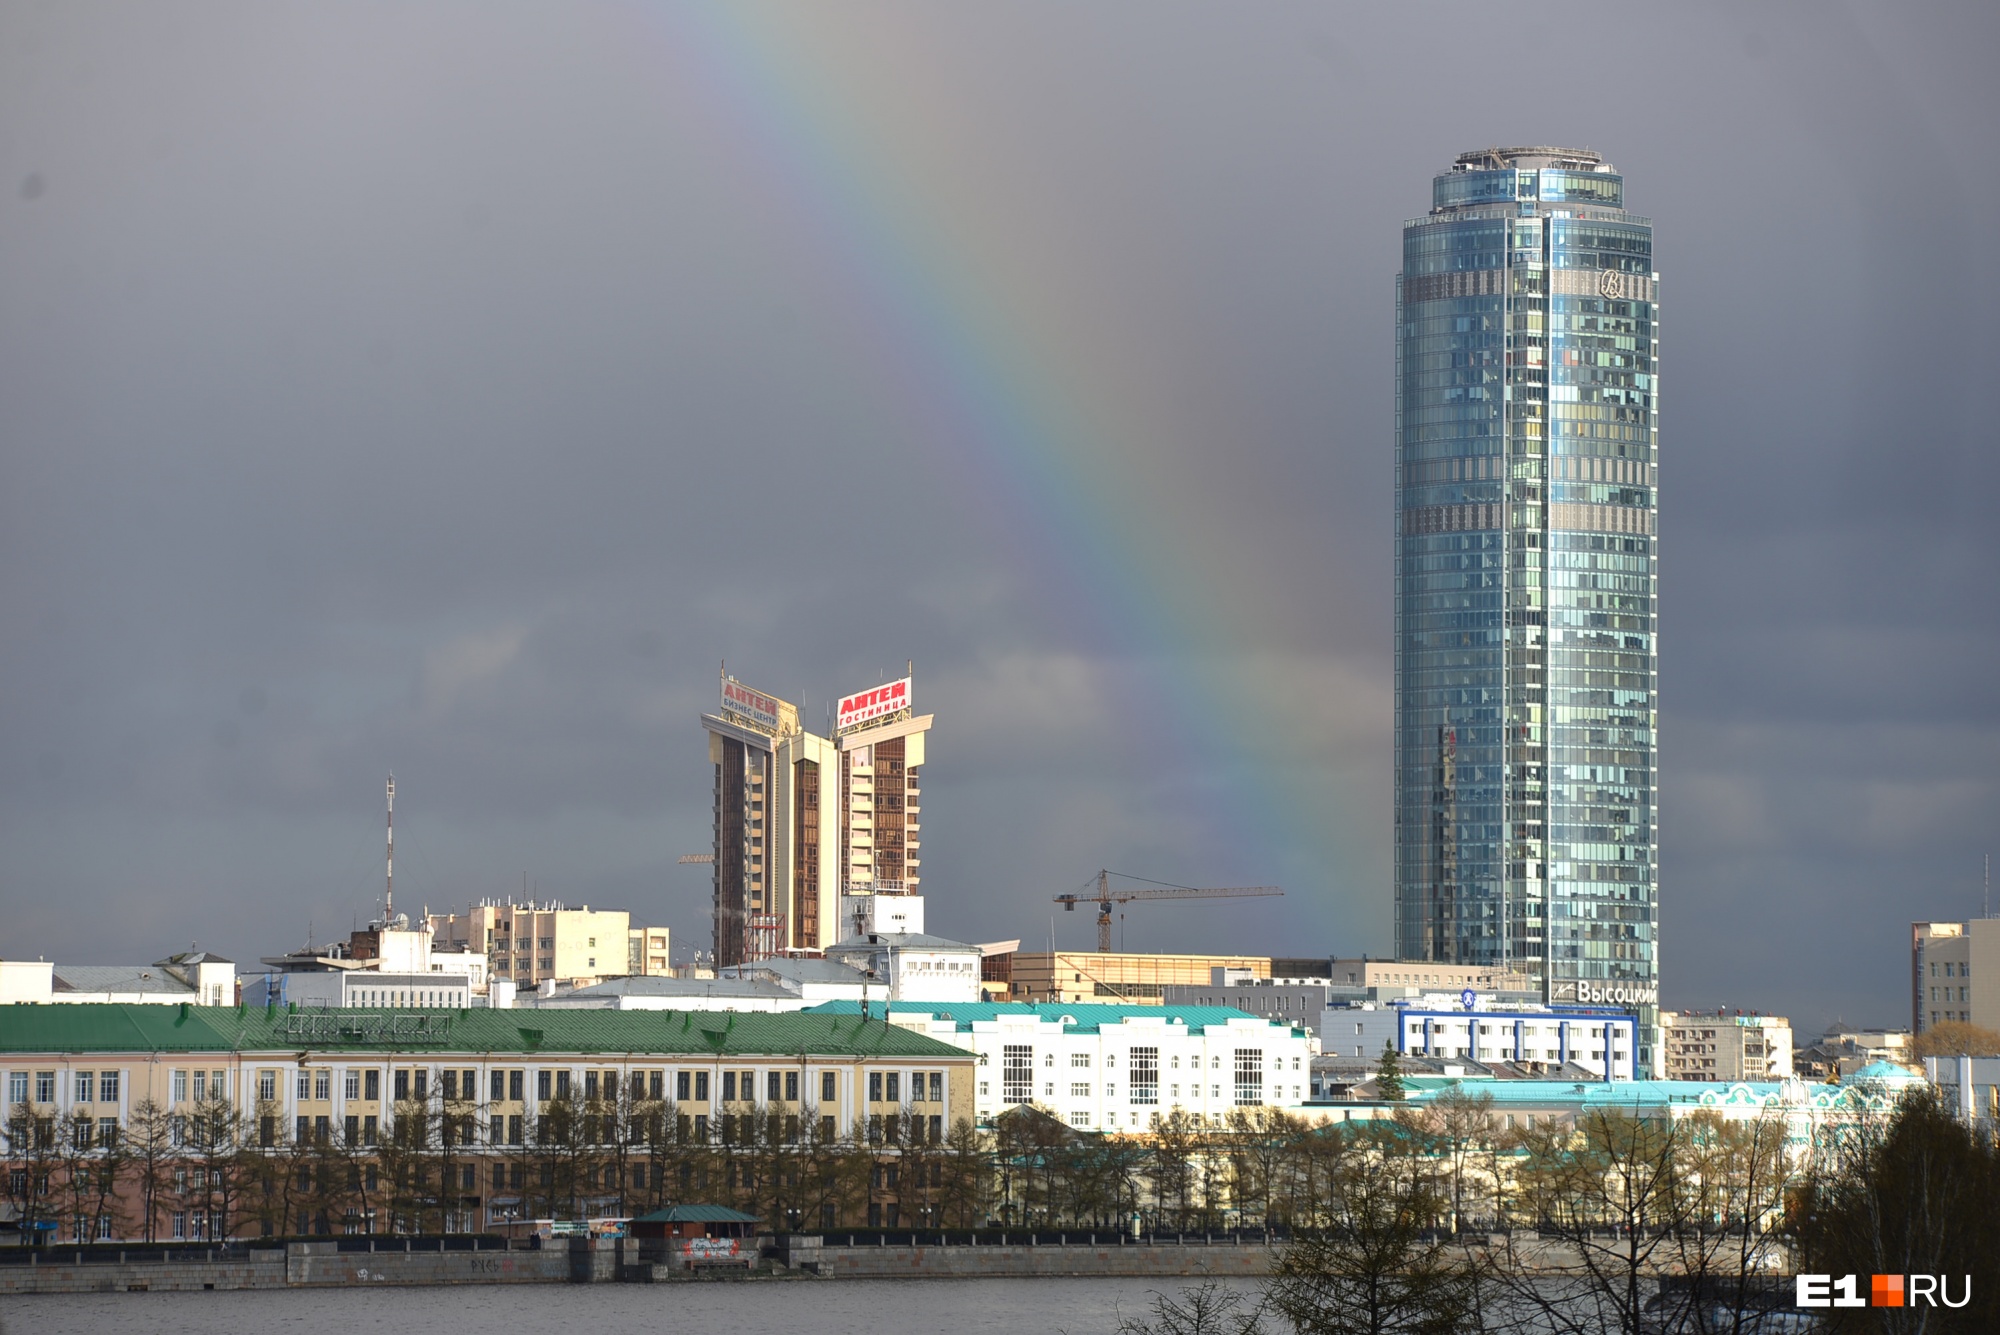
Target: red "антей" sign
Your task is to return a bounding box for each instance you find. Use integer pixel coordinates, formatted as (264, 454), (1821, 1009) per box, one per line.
(836, 677), (910, 734)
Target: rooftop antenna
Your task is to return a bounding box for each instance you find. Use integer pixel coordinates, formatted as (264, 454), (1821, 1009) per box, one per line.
(385, 773), (395, 927)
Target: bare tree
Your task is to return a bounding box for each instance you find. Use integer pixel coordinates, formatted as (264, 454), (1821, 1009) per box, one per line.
(1665, 1110), (1796, 1335)
(1409, 1087), (1498, 1234)
(125, 1098), (178, 1242)
(1265, 1118), (1482, 1335)
(1118, 1280), (1270, 1335)
(4, 1101), (62, 1243)
(1489, 1108), (1690, 1335)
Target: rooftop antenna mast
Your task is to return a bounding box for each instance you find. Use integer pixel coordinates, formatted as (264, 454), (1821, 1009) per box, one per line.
(385, 774), (395, 927)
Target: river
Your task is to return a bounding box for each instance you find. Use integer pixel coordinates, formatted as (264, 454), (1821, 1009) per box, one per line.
(1, 1276), (1254, 1335)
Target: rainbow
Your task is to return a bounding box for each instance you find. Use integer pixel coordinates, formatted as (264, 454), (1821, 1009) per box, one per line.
(621, 6), (1376, 943)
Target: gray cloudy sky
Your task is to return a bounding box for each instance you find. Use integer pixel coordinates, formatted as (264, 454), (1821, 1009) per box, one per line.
(4, 2), (1996, 1037)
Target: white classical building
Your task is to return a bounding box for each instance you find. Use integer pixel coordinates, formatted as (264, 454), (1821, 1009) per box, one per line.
(807, 1001), (1314, 1130)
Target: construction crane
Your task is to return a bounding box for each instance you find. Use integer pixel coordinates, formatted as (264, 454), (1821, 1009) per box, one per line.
(1054, 870), (1282, 952)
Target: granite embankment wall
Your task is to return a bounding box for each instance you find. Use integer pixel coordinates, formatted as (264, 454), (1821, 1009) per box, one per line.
(0, 1241), (580, 1294)
(0, 1236), (1280, 1292)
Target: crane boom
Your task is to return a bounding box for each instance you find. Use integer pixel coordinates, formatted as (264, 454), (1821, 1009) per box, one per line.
(1053, 870), (1283, 951)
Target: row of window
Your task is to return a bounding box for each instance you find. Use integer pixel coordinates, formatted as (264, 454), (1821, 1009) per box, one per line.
(8, 1065), (948, 1114)
(6, 1070), (121, 1106)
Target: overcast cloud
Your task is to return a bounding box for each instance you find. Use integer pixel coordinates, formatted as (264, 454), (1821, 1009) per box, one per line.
(3, 2), (1996, 1037)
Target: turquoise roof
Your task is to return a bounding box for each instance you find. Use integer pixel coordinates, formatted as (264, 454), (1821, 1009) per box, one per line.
(806, 1000), (1306, 1037)
(1396, 1076), (1790, 1107)
(1846, 1061), (1922, 1084)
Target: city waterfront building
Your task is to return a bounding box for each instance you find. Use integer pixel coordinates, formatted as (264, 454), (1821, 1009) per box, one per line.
(514, 976), (805, 1012)
(824, 931), (985, 1005)
(1325, 997), (1639, 1080)
(701, 671), (932, 967)
(0, 1005), (972, 1241)
(0, 952), (236, 1008)
(1380, 1063), (1923, 1164)
(1924, 1055), (2000, 1132)
(1910, 919), (1996, 1034)
(981, 950), (1273, 1005)
(1792, 1025), (1912, 1079)
(1660, 1010), (1792, 1081)
(249, 921), (490, 1008)
(1394, 146), (1660, 1065)
(808, 1001), (1313, 1130)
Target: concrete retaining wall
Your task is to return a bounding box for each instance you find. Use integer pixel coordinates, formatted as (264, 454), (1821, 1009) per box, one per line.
(0, 1250), (288, 1294)
(0, 1237), (1280, 1292)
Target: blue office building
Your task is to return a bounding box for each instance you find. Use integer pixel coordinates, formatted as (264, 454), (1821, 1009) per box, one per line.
(1394, 147), (1658, 1065)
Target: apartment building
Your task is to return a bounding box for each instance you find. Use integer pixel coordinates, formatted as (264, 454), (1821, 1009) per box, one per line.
(1911, 920), (1997, 1034)
(426, 903), (666, 989)
(700, 671), (933, 967)
(0, 1005), (972, 1241)
(1660, 1011), (1793, 1082)
(808, 1001), (1314, 1130)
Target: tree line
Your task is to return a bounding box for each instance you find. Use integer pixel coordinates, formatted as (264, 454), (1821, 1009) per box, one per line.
(9, 1079), (1998, 1333)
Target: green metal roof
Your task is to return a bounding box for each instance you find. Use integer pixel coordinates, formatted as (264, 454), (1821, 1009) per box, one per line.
(0, 1005), (971, 1060)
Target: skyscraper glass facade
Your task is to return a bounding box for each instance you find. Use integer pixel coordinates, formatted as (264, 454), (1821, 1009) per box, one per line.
(1394, 148), (1658, 1053)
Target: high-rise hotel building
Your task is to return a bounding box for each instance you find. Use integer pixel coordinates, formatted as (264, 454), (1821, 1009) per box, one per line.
(703, 673), (931, 967)
(1394, 147), (1659, 1056)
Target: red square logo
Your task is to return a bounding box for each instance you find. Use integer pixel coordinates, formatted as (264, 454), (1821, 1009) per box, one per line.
(1871, 1274), (1904, 1307)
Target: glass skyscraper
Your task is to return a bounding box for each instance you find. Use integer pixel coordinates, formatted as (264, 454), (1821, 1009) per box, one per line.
(1394, 147), (1658, 1058)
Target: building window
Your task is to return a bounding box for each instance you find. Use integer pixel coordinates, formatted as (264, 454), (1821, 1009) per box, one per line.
(1234, 1049), (1264, 1107)
(1070, 1053), (1090, 1068)
(15, 1071), (38, 1105)
(1002, 1045), (1033, 1105)
(1130, 1046), (1159, 1105)
(928, 1072), (943, 1103)
(364, 1069), (380, 1101)
(75, 1071), (94, 1103)
(344, 1070), (360, 1100)
(257, 1071), (276, 1103)
(36, 1071), (54, 1104)
(821, 1071), (837, 1103)
(1070, 1083), (1090, 1098)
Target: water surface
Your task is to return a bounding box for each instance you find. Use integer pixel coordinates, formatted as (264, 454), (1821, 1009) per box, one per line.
(5, 1276), (1250, 1335)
